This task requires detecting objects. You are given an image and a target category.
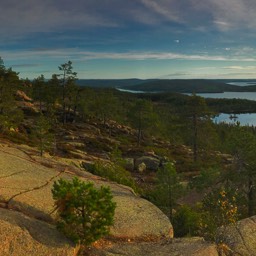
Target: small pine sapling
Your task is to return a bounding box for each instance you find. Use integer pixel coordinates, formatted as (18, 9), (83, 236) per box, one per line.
(52, 177), (116, 246)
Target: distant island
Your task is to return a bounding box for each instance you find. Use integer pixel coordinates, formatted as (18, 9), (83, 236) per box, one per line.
(77, 79), (256, 93)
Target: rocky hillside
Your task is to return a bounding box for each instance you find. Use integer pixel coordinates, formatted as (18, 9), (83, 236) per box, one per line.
(0, 91), (255, 255)
(0, 140), (223, 255)
(1, 130), (256, 255)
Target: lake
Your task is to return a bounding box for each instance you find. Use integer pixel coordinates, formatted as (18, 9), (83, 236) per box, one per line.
(192, 92), (256, 126)
(213, 113), (256, 126)
(197, 92), (256, 101)
(117, 88), (256, 126)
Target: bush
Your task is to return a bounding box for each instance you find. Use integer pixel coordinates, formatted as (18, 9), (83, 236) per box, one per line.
(86, 161), (139, 193)
(199, 187), (239, 241)
(172, 205), (201, 237)
(52, 177), (116, 245)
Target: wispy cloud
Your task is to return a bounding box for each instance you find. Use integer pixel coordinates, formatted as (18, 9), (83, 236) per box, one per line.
(11, 63), (41, 68)
(3, 48), (256, 63)
(140, 0), (182, 23)
(139, 0), (256, 33)
(197, 0), (256, 32)
(0, 0), (119, 38)
(223, 66), (256, 70)
(1, 0), (256, 40)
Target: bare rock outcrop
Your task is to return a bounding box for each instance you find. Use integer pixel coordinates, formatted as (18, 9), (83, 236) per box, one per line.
(90, 237), (219, 256)
(217, 215), (256, 255)
(0, 143), (173, 254)
(135, 156), (160, 172)
(0, 208), (75, 256)
(15, 90), (32, 102)
(0, 141), (232, 256)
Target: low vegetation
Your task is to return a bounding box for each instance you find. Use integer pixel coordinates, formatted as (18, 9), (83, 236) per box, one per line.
(52, 177), (116, 246)
(85, 161), (139, 193)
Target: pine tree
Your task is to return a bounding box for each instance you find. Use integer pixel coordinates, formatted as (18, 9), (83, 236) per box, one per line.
(0, 57), (23, 132)
(52, 177), (116, 246)
(149, 162), (185, 221)
(57, 61), (77, 124)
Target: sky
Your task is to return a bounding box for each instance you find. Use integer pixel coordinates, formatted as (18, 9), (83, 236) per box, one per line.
(2, 0), (256, 80)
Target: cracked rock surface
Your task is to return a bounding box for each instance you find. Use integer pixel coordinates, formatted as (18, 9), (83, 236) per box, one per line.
(218, 215), (256, 255)
(0, 142), (173, 255)
(92, 237), (219, 256)
(0, 208), (74, 256)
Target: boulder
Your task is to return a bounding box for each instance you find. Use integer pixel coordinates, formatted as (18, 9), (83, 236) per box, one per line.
(0, 208), (74, 256)
(0, 143), (173, 254)
(135, 156), (160, 171)
(15, 90), (32, 101)
(90, 237), (218, 256)
(137, 162), (146, 173)
(124, 158), (134, 172)
(111, 194), (172, 239)
(217, 215), (256, 255)
(17, 101), (39, 114)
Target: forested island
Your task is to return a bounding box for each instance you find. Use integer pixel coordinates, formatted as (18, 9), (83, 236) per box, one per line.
(78, 78), (256, 93)
(1, 58), (256, 255)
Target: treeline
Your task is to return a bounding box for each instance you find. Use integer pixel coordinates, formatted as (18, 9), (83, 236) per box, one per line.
(121, 79), (256, 93)
(140, 92), (256, 113)
(1, 58), (255, 158)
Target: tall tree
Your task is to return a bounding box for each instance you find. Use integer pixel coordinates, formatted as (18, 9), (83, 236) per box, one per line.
(87, 89), (124, 135)
(128, 99), (158, 145)
(226, 125), (256, 216)
(32, 75), (45, 112)
(184, 94), (215, 161)
(149, 162), (185, 221)
(57, 61), (77, 124)
(0, 58), (23, 132)
(33, 113), (54, 156)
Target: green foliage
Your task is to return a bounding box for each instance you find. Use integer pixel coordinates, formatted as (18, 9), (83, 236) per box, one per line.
(0, 58), (24, 132)
(32, 75), (60, 115)
(207, 97), (256, 113)
(86, 161), (139, 193)
(222, 125), (256, 216)
(32, 113), (54, 156)
(110, 146), (126, 167)
(190, 167), (220, 192)
(0, 107), (24, 133)
(198, 187), (239, 241)
(172, 205), (201, 237)
(148, 163), (185, 220)
(182, 94), (216, 161)
(91, 89), (122, 124)
(52, 177), (116, 245)
(128, 98), (159, 145)
(56, 61), (78, 124)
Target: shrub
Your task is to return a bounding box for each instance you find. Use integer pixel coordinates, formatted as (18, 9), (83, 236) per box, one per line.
(52, 177), (116, 245)
(199, 187), (239, 241)
(86, 161), (139, 193)
(172, 205), (201, 237)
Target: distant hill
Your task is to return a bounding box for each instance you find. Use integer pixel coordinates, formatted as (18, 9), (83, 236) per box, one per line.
(120, 79), (256, 93)
(76, 79), (256, 93)
(76, 79), (156, 88)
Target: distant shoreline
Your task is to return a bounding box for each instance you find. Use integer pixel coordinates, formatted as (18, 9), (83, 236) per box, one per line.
(77, 79), (256, 93)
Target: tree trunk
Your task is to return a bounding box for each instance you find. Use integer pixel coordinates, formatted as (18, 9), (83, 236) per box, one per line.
(248, 177), (254, 216)
(193, 114), (198, 162)
(137, 110), (142, 146)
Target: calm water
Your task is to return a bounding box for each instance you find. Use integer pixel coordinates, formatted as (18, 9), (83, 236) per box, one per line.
(117, 88), (256, 126)
(213, 113), (256, 126)
(196, 92), (256, 126)
(197, 92), (256, 101)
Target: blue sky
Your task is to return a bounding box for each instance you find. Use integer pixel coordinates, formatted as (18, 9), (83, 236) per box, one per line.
(2, 0), (256, 79)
